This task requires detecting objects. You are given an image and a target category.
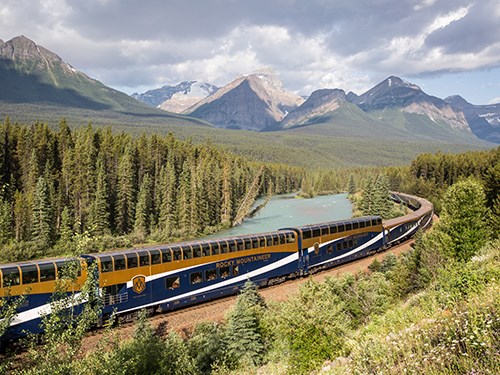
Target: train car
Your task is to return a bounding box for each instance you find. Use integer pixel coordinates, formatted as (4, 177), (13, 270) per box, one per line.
(89, 230), (299, 322)
(283, 216), (383, 275)
(0, 257), (87, 339)
(384, 192), (433, 246)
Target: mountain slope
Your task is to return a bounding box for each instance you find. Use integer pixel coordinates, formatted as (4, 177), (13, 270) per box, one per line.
(0, 35), (211, 129)
(132, 81), (218, 111)
(445, 95), (500, 143)
(349, 76), (470, 131)
(185, 69), (304, 130)
(280, 89), (347, 129)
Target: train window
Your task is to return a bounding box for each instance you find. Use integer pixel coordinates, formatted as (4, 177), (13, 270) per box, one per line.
(233, 266), (239, 277)
(321, 227), (329, 236)
(192, 244), (202, 258)
(102, 283), (126, 296)
(279, 233), (286, 245)
(2, 267), (20, 286)
(202, 244), (211, 257)
(338, 224), (345, 232)
(220, 242), (228, 254)
(345, 223), (352, 231)
(21, 265), (38, 284)
(377, 218), (382, 225)
(205, 269), (217, 281)
(272, 234), (279, 246)
(286, 233), (296, 243)
(327, 244), (334, 254)
(190, 272), (203, 284)
(220, 266), (230, 279)
(172, 247), (182, 261)
(349, 240), (354, 248)
(126, 253), (138, 268)
(139, 252), (150, 267)
(210, 242), (220, 255)
(150, 250), (161, 265)
(252, 237), (259, 248)
(236, 239), (244, 251)
(312, 228), (320, 237)
(113, 255), (126, 270)
(302, 228), (312, 239)
(161, 249), (172, 263)
(56, 260), (82, 278)
(265, 235), (273, 246)
(343, 241), (349, 250)
(244, 239), (252, 250)
(359, 221), (365, 229)
(182, 246), (192, 260)
(99, 257), (113, 273)
(353, 222), (359, 230)
(39, 263), (56, 282)
(330, 225), (337, 234)
(259, 238), (266, 247)
(165, 276), (180, 290)
(228, 241), (236, 252)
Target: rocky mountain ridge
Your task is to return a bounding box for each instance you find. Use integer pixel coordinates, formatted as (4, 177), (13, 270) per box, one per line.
(182, 69), (304, 130)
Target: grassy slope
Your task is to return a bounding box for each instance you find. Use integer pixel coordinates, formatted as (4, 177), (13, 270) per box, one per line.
(1, 101), (493, 169)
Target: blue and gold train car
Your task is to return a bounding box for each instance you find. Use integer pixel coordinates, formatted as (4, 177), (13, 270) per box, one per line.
(90, 230), (299, 321)
(0, 257), (87, 339)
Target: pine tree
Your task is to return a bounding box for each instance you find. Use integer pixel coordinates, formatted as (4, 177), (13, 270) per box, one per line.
(116, 144), (137, 234)
(90, 157), (110, 235)
(177, 161), (192, 234)
(224, 280), (266, 367)
(158, 161), (177, 236)
(348, 174), (356, 195)
(220, 158), (232, 227)
(32, 176), (54, 249)
(59, 205), (73, 244)
(135, 173), (152, 237)
(0, 196), (12, 245)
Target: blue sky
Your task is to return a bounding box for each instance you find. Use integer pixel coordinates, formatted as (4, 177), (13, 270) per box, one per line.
(1, 0), (499, 104)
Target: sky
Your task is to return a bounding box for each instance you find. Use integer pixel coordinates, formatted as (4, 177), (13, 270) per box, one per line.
(1, 0), (500, 105)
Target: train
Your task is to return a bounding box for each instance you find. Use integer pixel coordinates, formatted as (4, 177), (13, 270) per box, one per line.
(0, 192), (433, 340)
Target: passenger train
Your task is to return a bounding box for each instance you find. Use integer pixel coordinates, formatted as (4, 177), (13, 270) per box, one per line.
(0, 192), (433, 340)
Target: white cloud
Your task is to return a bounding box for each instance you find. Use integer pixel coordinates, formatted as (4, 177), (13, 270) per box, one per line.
(489, 97), (500, 104)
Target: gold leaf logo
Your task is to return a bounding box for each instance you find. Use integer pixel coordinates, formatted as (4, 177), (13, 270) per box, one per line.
(132, 275), (146, 294)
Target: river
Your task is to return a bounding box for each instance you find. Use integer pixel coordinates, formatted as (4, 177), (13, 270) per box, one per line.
(205, 193), (352, 238)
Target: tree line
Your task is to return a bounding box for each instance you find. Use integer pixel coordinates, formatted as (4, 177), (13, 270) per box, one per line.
(0, 118), (303, 262)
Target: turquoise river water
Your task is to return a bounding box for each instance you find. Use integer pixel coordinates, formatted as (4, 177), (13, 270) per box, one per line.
(205, 193), (352, 238)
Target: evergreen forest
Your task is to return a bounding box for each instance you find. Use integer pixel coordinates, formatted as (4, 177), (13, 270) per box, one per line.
(0, 118), (303, 262)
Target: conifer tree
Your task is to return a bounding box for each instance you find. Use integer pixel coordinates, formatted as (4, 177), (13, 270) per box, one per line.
(0, 196), (12, 245)
(348, 174), (356, 195)
(220, 158), (232, 227)
(32, 176), (54, 248)
(59, 205), (73, 244)
(158, 161), (177, 236)
(135, 173), (152, 237)
(224, 280), (266, 367)
(90, 157), (110, 235)
(116, 144), (137, 234)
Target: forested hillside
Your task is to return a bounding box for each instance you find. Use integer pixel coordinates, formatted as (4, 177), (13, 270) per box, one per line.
(0, 118), (303, 262)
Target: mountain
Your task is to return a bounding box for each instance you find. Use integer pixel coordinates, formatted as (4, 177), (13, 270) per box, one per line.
(349, 76), (470, 132)
(132, 81), (218, 111)
(0, 35), (210, 129)
(280, 89), (346, 129)
(184, 69), (304, 130)
(445, 95), (500, 143)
